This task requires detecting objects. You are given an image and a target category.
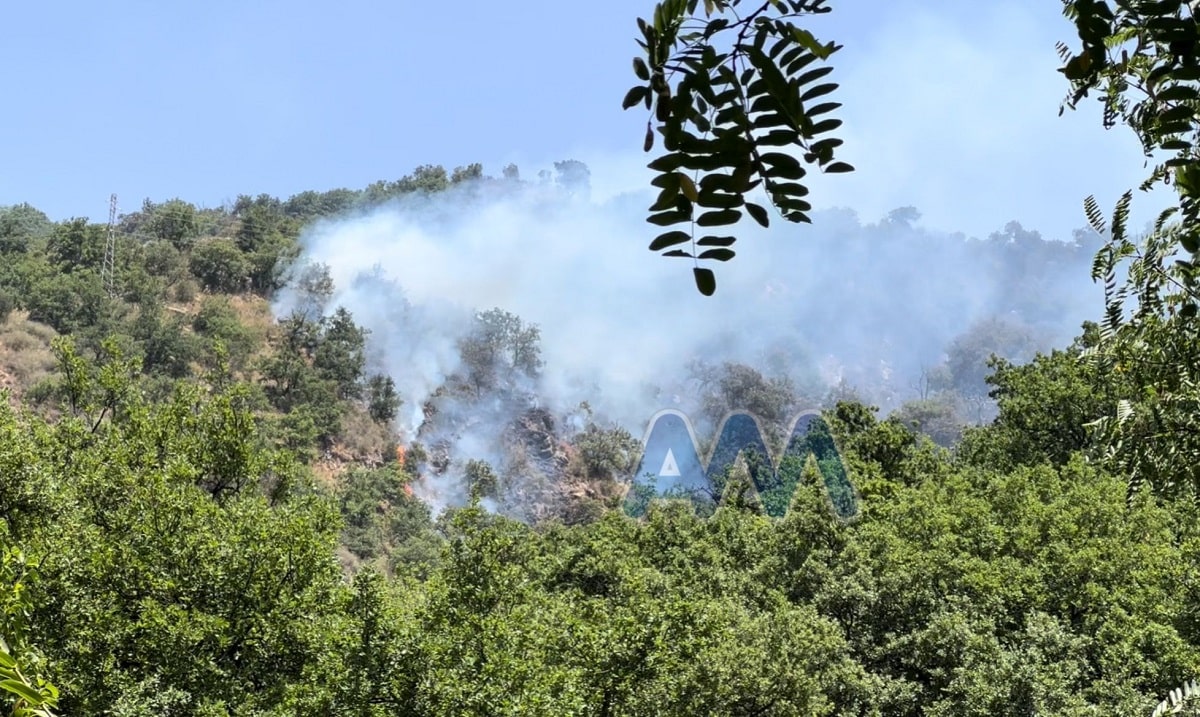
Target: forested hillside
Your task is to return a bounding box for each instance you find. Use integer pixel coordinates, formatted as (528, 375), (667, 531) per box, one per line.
(0, 155), (1197, 716)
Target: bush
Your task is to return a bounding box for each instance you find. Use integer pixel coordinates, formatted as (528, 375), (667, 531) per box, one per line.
(192, 296), (257, 369)
(141, 240), (186, 280)
(189, 239), (250, 293)
(173, 278), (198, 304)
(0, 290), (14, 323)
(338, 466), (435, 565)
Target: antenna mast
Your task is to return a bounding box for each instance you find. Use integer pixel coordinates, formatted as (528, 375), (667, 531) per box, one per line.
(103, 193), (117, 297)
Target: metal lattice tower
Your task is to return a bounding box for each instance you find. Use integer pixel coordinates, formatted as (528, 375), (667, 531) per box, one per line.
(103, 193), (117, 297)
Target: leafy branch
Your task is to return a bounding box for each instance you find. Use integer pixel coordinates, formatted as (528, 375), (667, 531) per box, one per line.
(1082, 192), (1200, 501)
(0, 546), (57, 717)
(625, 0), (853, 294)
(1059, 0), (1200, 309)
(1059, 1), (1200, 500)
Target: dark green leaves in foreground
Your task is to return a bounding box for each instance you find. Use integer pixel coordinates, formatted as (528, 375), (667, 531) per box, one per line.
(1058, 1), (1200, 305)
(626, 0), (853, 294)
(1058, 2), (1200, 501)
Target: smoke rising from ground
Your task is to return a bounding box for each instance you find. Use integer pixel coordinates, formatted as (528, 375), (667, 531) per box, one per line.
(274, 171), (1102, 512)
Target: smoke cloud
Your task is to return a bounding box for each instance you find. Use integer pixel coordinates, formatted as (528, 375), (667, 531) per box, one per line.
(273, 169), (1102, 513)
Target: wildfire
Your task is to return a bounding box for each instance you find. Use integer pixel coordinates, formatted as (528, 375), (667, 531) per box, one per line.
(396, 442), (416, 498)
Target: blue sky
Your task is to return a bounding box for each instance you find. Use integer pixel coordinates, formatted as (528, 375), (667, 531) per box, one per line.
(0, 1), (1162, 240)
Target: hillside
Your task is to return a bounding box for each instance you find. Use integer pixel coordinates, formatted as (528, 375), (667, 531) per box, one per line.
(1, 164), (1197, 715)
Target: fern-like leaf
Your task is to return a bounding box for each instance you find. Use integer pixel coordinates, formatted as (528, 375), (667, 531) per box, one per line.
(1151, 679), (1200, 717)
(1084, 195), (1107, 235)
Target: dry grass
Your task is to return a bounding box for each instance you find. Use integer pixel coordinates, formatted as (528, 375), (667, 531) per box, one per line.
(308, 407), (396, 493)
(310, 461), (343, 492)
(165, 291), (274, 379)
(220, 292), (276, 369)
(0, 311), (58, 398)
(226, 293), (275, 335)
(337, 405), (395, 465)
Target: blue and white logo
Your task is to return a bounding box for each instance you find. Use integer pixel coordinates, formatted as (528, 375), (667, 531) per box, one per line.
(626, 409), (856, 519)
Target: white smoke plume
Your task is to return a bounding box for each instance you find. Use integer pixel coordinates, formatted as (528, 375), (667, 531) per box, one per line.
(273, 169), (1102, 513)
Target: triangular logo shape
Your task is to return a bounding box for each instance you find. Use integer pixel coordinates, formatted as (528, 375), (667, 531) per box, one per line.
(659, 448), (681, 477)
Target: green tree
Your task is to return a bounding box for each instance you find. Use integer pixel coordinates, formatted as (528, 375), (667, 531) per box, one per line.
(450, 163), (484, 184)
(230, 195), (302, 296)
(0, 203), (51, 255)
(233, 194), (289, 254)
(957, 325), (1115, 472)
(140, 240), (188, 285)
(24, 272), (111, 337)
(192, 296), (258, 370)
(314, 307), (367, 400)
(144, 198), (201, 250)
(45, 219), (105, 274)
(458, 308), (542, 394)
(395, 165), (450, 194)
(552, 159), (590, 197)
(693, 360), (797, 431)
(1085, 204), (1200, 499)
(0, 340), (348, 715)
(292, 262), (334, 319)
(570, 422), (639, 481)
(365, 374), (400, 424)
(189, 239), (251, 293)
(259, 313), (344, 447)
(464, 459), (499, 502)
(338, 466), (435, 564)
(938, 315), (1040, 400)
(283, 188), (358, 220)
(891, 395), (964, 448)
(130, 300), (198, 378)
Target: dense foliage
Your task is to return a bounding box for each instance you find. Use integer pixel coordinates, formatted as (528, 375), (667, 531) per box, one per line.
(5, 338), (1200, 714)
(2, 11), (1200, 703)
(1058, 1), (1200, 517)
